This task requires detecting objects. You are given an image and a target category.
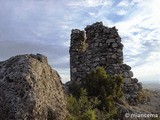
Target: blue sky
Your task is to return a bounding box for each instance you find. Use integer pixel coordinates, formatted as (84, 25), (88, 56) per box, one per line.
(0, 0), (160, 83)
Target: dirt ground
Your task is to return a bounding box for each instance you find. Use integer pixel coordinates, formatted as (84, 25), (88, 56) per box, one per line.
(140, 89), (160, 114)
(131, 89), (160, 118)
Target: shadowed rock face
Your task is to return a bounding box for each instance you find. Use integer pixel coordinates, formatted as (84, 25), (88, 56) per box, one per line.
(0, 54), (66, 120)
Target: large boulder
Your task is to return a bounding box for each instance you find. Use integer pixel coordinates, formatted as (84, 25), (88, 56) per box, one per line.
(0, 54), (66, 120)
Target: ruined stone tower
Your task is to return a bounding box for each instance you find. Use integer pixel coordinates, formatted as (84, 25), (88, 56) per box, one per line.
(70, 22), (142, 100)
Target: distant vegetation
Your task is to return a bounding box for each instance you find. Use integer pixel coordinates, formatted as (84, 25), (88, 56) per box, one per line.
(67, 67), (124, 120)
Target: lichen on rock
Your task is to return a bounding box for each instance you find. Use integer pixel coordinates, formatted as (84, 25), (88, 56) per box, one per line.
(0, 54), (66, 120)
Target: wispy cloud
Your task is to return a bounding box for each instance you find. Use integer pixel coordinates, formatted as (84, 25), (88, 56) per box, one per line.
(113, 0), (160, 81)
(116, 9), (128, 16)
(117, 0), (130, 7)
(0, 0), (159, 82)
(67, 0), (112, 8)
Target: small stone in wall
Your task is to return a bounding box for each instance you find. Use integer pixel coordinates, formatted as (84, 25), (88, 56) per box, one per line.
(134, 83), (140, 91)
(112, 43), (118, 48)
(111, 54), (117, 59)
(107, 59), (117, 64)
(72, 68), (77, 73)
(128, 71), (133, 77)
(124, 78), (132, 84)
(106, 39), (115, 43)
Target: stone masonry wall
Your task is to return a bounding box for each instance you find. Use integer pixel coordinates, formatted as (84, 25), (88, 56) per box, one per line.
(70, 22), (142, 103)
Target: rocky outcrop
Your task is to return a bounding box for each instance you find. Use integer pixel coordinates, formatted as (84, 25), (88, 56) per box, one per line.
(0, 54), (66, 120)
(70, 22), (142, 104)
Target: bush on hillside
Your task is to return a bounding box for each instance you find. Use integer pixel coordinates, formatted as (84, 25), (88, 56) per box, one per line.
(81, 67), (124, 110)
(67, 88), (98, 120)
(67, 67), (124, 120)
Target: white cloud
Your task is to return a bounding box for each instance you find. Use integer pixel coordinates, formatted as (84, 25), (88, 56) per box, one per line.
(133, 61), (160, 81)
(117, 0), (130, 7)
(0, 0), (72, 82)
(116, 9), (127, 16)
(67, 0), (113, 8)
(146, 52), (160, 62)
(88, 12), (96, 17)
(0, 0), (159, 83)
(115, 0), (160, 81)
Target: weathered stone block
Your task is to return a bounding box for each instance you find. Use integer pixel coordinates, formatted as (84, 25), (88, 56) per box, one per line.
(112, 43), (118, 48)
(124, 78), (132, 84)
(117, 49), (122, 53)
(132, 78), (138, 83)
(134, 83), (139, 91)
(72, 68), (77, 73)
(123, 72), (129, 78)
(107, 59), (117, 64)
(122, 64), (131, 70)
(111, 54), (117, 59)
(137, 82), (142, 90)
(106, 39), (115, 43)
(128, 71), (133, 77)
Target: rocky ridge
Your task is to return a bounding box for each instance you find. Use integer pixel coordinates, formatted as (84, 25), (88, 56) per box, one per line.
(0, 54), (66, 120)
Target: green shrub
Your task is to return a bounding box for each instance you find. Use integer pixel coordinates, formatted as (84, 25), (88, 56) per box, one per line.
(67, 114), (76, 120)
(81, 109), (96, 120)
(67, 89), (98, 120)
(81, 67), (124, 110)
(67, 67), (124, 120)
